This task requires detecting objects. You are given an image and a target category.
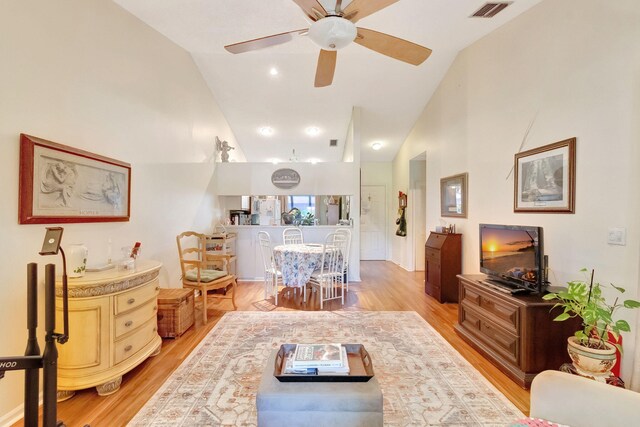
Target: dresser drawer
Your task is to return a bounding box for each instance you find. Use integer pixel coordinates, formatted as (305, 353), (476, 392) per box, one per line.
(479, 318), (519, 364)
(115, 299), (158, 339)
(461, 303), (519, 365)
(479, 296), (519, 332)
(461, 285), (481, 306)
(459, 305), (481, 331)
(114, 318), (158, 365)
(425, 248), (440, 260)
(115, 279), (159, 315)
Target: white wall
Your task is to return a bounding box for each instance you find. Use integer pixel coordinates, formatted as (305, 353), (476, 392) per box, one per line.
(0, 0), (236, 421)
(393, 0), (640, 382)
(214, 162), (358, 196)
(410, 157), (427, 271)
(391, 143), (415, 270)
(346, 108), (361, 281)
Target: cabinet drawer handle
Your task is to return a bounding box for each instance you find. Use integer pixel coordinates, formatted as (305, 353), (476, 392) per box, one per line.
(153, 327), (157, 332)
(153, 306), (157, 311)
(127, 298), (135, 305)
(156, 286), (160, 291)
(125, 320), (133, 327)
(124, 345), (133, 352)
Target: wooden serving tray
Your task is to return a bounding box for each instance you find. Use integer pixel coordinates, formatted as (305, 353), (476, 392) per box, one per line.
(274, 343), (374, 382)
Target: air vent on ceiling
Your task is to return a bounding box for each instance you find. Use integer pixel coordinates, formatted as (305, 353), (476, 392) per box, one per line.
(329, 139), (338, 147)
(471, 2), (512, 18)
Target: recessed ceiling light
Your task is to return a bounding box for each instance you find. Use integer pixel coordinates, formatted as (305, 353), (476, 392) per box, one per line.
(371, 141), (383, 150)
(258, 126), (274, 137)
(270, 158), (280, 165)
(269, 67), (279, 76)
(309, 158), (320, 164)
(305, 126), (321, 137)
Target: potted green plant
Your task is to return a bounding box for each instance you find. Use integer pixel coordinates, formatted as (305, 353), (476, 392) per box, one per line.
(300, 212), (315, 226)
(542, 268), (640, 377)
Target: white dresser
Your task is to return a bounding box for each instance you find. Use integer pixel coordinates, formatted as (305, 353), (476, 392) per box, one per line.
(55, 260), (162, 401)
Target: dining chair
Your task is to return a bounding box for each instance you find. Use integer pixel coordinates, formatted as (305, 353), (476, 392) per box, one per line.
(258, 231), (283, 305)
(310, 232), (348, 309)
(335, 228), (352, 291)
(282, 227), (304, 245)
(176, 231), (237, 323)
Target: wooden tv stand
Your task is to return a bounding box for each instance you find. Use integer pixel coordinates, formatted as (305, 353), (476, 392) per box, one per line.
(455, 274), (579, 388)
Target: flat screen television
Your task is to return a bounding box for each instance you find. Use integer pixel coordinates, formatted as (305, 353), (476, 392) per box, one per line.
(479, 223), (545, 294)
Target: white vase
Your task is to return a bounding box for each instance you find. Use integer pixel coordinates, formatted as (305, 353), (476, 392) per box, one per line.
(67, 244), (88, 278)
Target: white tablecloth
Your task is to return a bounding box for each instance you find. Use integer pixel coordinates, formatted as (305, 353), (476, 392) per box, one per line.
(273, 244), (331, 287)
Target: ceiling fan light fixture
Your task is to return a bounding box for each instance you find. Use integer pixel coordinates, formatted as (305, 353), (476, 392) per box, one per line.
(308, 16), (357, 51)
(371, 141), (383, 150)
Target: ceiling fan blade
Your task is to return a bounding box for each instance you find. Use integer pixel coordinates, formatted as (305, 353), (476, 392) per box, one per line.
(343, 0), (399, 23)
(355, 27), (432, 65)
(224, 29), (307, 54)
(292, 0), (327, 21)
(315, 50), (337, 87)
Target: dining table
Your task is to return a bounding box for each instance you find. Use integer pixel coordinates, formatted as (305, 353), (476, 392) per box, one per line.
(273, 243), (338, 287)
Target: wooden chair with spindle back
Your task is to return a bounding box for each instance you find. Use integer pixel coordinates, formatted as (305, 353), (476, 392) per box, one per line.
(176, 231), (237, 323)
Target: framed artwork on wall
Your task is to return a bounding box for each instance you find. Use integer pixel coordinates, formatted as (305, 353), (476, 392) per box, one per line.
(514, 137), (576, 213)
(440, 173), (468, 218)
(19, 134), (131, 224)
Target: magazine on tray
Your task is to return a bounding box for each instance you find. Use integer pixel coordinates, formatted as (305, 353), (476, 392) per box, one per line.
(291, 343), (345, 368)
(284, 346), (349, 375)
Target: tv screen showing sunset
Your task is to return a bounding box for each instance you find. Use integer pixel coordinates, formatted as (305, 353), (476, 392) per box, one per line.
(481, 227), (538, 282)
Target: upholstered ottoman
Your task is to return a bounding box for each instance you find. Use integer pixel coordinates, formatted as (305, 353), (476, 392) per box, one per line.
(256, 350), (383, 427)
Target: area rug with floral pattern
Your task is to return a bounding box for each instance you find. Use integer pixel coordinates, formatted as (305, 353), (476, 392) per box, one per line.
(129, 311), (522, 426)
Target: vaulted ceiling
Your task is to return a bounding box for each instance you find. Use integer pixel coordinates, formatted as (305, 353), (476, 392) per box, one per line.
(114, 0), (542, 162)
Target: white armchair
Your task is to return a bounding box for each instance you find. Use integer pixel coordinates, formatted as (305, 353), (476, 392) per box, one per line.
(529, 370), (640, 427)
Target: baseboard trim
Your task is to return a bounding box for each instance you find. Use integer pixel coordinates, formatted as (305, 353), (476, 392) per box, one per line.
(1, 403), (25, 427)
(0, 391), (43, 426)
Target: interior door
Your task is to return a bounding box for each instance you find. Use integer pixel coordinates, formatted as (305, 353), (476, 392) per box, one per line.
(360, 185), (386, 260)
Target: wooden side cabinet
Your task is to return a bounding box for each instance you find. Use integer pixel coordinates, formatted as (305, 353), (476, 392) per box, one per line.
(55, 260), (162, 401)
(454, 274), (580, 388)
(424, 232), (461, 302)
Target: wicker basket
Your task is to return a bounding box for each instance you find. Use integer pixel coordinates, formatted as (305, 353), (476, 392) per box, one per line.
(157, 288), (194, 338)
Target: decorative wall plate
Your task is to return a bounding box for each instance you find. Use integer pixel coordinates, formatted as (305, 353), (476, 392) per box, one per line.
(271, 168), (300, 189)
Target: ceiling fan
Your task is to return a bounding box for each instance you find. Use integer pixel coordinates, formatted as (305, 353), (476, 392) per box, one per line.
(224, 0), (432, 87)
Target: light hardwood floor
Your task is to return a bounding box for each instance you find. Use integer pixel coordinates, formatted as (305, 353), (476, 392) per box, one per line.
(15, 261), (530, 426)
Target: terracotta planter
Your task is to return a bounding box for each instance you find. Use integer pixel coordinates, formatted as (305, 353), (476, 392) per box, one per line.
(567, 336), (617, 377)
